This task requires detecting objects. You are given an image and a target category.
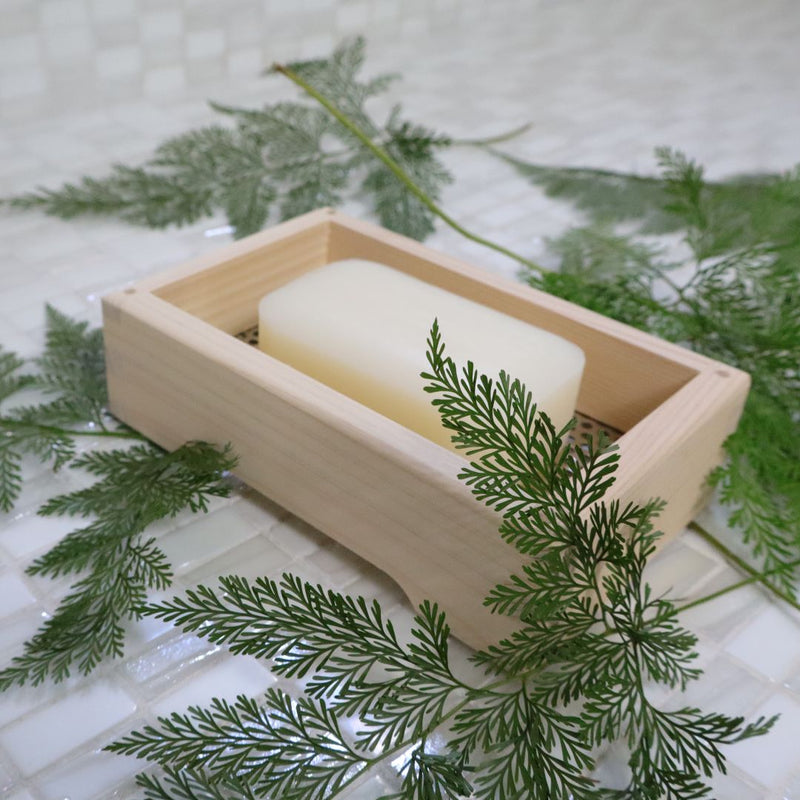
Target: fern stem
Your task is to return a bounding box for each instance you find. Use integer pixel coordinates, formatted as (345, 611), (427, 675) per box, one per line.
(486, 150), (672, 184)
(452, 122), (534, 147)
(326, 694), (473, 798)
(67, 428), (144, 440)
(675, 556), (800, 615)
(1, 419), (145, 441)
(687, 520), (800, 613)
(273, 63), (547, 279)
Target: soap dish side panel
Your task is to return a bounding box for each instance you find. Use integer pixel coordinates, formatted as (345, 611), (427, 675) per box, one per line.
(102, 208), (751, 651)
(608, 367), (749, 536)
(139, 209), (332, 334)
(102, 288), (521, 650)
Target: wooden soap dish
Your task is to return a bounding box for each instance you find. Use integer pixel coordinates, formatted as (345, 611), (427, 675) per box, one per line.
(102, 209), (749, 650)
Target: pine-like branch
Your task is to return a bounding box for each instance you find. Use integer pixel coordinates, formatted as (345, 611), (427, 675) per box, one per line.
(426, 327), (774, 798)
(0, 306), (133, 511)
(511, 149), (800, 590)
(0, 441), (236, 689)
(110, 690), (366, 800)
(136, 768), (259, 800)
(382, 747), (474, 800)
(141, 574), (464, 751)
(6, 38), (453, 241)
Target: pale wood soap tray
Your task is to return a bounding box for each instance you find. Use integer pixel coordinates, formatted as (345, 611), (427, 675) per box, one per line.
(102, 209), (749, 649)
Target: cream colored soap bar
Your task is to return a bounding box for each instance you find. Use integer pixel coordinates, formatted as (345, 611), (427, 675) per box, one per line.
(258, 259), (585, 450)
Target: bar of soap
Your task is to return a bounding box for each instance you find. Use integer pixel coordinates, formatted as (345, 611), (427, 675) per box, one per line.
(258, 259), (585, 450)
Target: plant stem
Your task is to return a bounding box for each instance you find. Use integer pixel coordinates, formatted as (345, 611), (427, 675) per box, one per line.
(687, 520), (800, 613)
(675, 556), (800, 615)
(72, 429), (144, 439)
(272, 62), (547, 279)
(1, 420), (146, 442)
(486, 151), (672, 185)
(331, 697), (468, 798)
(452, 122), (534, 147)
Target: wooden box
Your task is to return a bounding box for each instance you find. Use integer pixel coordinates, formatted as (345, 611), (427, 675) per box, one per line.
(102, 209), (749, 649)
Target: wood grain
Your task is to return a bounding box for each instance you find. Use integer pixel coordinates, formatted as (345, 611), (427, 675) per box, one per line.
(103, 209), (749, 650)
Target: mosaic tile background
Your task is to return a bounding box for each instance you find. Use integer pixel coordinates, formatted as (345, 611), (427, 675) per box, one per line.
(1, 0), (799, 797)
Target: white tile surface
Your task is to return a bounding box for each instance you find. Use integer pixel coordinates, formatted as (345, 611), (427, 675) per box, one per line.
(0, 573), (37, 617)
(90, 0), (137, 20)
(679, 572), (764, 640)
(0, 683), (136, 775)
(668, 653), (771, 720)
(42, 25), (94, 64)
(96, 45), (143, 79)
(0, 685), (50, 729)
(39, 0), (89, 29)
(185, 30), (226, 60)
(0, 70), (47, 102)
(644, 539), (721, 601)
(183, 533), (295, 585)
(727, 692), (800, 788)
(0, 613), (44, 663)
(140, 9), (183, 42)
(0, 35), (42, 69)
(151, 657), (275, 716)
(0, 514), (80, 560)
(784, 772), (800, 800)
(142, 64), (186, 96)
(38, 751), (140, 800)
(118, 607), (176, 655)
(123, 633), (219, 685)
(707, 770), (767, 800)
(726, 605), (800, 682)
(158, 504), (259, 572)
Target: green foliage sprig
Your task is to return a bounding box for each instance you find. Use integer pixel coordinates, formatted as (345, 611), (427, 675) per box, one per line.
(504, 148), (800, 590)
(0, 311), (236, 689)
(0, 305), (113, 511)
(5, 38), (452, 241)
(135, 769), (257, 800)
(108, 323), (773, 799)
(492, 151), (789, 247)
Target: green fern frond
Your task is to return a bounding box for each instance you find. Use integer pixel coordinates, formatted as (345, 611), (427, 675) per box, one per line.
(0, 440), (236, 689)
(110, 690), (366, 800)
(514, 149), (800, 586)
(7, 38), (451, 241)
